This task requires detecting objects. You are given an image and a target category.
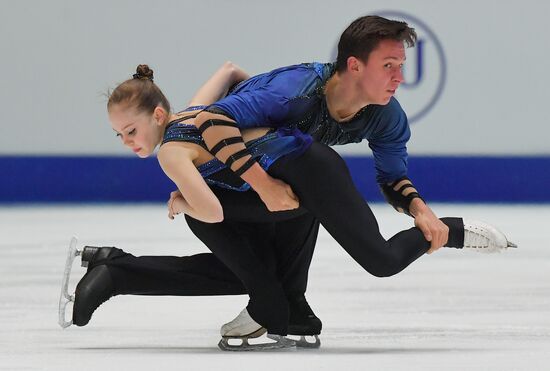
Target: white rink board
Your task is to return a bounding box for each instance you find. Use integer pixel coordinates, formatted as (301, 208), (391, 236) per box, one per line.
(1, 0), (549, 156)
(0, 204), (549, 371)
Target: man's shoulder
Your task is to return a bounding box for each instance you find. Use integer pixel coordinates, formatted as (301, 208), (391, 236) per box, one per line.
(364, 97), (407, 125)
(347, 97), (408, 140)
(370, 97), (405, 115)
(267, 62), (334, 79)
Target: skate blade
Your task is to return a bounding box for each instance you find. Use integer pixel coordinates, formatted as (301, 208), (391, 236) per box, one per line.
(490, 239), (518, 253)
(291, 334), (321, 349)
(467, 239), (518, 253)
(223, 326), (266, 339)
(58, 237), (82, 328)
(218, 334), (296, 351)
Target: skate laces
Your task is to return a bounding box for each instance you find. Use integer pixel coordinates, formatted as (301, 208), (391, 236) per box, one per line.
(463, 220), (514, 253)
(464, 225), (492, 249)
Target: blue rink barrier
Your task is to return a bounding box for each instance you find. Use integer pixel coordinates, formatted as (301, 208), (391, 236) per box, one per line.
(1, 155), (549, 203)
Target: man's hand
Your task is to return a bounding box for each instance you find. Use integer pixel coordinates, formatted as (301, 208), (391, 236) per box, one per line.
(410, 198), (449, 254)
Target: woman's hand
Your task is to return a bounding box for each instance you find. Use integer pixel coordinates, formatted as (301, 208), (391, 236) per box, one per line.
(167, 190), (184, 219)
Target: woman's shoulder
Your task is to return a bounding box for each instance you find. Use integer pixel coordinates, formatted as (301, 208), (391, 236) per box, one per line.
(157, 142), (198, 170)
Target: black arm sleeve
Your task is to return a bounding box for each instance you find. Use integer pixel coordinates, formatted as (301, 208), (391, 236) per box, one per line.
(379, 176), (424, 217)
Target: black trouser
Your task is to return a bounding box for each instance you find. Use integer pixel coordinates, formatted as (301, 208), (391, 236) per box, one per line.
(185, 212), (319, 334)
(93, 194), (319, 336)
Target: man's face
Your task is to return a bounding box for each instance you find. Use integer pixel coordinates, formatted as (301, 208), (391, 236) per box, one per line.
(354, 39), (406, 105)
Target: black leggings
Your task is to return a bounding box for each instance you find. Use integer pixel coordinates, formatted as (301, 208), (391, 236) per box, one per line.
(177, 142), (463, 334)
(179, 143), (463, 334)
(267, 142), (464, 277)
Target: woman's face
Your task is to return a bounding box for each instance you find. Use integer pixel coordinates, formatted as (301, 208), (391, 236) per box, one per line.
(109, 105), (164, 158)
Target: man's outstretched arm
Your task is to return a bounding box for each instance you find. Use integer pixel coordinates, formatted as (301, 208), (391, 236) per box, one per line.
(370, 100), (449, 254)
(380, 177), (449, 254)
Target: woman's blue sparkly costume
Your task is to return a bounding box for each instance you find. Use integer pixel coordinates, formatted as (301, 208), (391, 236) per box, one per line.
(161, 106), (312, 191)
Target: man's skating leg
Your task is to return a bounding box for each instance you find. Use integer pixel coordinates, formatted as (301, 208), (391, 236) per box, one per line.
(273, 213), (322, 347)
(185, 216), (292, 342)
(218, 213), (323, 348)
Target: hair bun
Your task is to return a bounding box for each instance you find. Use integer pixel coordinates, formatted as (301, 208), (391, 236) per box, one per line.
(133, 64), (154, 82)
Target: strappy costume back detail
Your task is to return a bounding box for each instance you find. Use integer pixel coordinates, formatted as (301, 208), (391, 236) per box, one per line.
(161, 106), (313, 192)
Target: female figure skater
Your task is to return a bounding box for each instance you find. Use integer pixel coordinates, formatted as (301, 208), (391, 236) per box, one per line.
(64, 62), (322, 351)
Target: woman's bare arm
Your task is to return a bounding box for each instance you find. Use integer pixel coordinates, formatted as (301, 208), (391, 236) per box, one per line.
(158, 143), (223, 223)
(188, 61), (250, 107)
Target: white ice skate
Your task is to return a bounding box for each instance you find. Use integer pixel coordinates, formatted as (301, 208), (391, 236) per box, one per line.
(463, 220), (517, 253)
(218, 308), (296, 351)
(58, 237), (82, 328)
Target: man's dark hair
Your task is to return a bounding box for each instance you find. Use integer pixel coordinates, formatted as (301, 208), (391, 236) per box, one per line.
(335, 15), (417, 72)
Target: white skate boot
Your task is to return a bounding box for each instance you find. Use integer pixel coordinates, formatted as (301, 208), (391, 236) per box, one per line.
(463, 220), (517, 253)
(218, 308), (296, 351)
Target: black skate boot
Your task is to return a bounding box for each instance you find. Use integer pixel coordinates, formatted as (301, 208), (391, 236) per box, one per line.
(288, 295), (322, 348)
(80, 246), (115, 268)
(72, 246), (116, 326)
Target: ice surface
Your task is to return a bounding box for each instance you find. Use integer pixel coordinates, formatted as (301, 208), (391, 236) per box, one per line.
(0, 204), (548, 371)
